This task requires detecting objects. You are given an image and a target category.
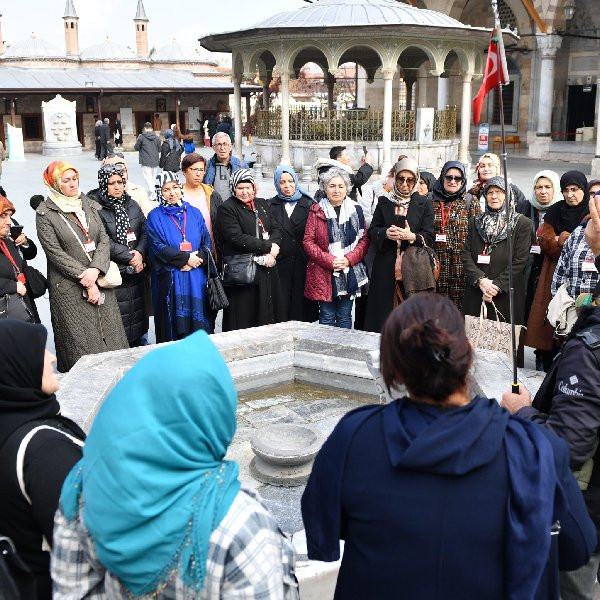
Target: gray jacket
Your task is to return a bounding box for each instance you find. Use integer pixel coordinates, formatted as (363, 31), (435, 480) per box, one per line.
(134, 132), (161, 168)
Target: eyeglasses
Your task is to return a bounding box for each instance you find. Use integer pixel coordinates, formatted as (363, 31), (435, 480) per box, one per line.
(396, 176), (416, 185)
(444, 174), (463, 183)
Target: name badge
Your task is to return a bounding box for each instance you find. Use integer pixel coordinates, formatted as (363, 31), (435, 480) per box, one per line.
(179, 240), (193, 252)
(83, 240), (96, 253)
(477, 254), (491, 265)
(435, 233), (447, 243)
(530, 244), (541, 254)
(582, 259), (598, 273)
(262, 231), (270, 240)
(126, 231), (137, 243)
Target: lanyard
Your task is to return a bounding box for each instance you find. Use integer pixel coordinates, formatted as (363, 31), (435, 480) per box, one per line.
(167, 210), (187, 240)
(440, 202), (453, 233)
(70, 215), (91, 242)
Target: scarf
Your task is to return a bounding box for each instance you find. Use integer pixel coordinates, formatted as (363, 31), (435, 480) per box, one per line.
(0, 194), (15, 215)
(274, 165), (310, 203)
(163, 129), (181, 152)
(475, 191), (517, 251)
(0, 321), (84, 447)
(529, 170), (563, 212)
(60, 331), (239, 597)
(419, 171), (436, 196)
(390, 156), (419, 204)
(42, 161), (85, 223)
(432, 161), (467, 203)
(155, 171), (182, 207)
(543, 200), (588, 235)
(98, 164), (130, 246)
(474, 152), (501, 186)
(319, 196), (368, 299)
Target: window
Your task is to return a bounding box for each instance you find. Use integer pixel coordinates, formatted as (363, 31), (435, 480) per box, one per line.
(22, 114), (42, 140)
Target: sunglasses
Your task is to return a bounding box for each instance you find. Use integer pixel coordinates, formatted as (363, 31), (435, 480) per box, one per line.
(444, 174), (464, 183)
(396, 176), (416, 185)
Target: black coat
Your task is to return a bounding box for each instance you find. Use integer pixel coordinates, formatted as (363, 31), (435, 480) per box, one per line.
(159, 141), (184, 172)
(462, 214), (532, 325)
(215, 197), (284, 331)
(99, 123), (110, 143)
(350, 163), (374, 200)
(0, 234), (40, 323)
(268, 193), (318, 322)
(97, 194), (149, 344)
(364, 194), (435, 333)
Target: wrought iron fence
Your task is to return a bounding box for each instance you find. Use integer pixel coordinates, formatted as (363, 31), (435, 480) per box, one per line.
(254, 107), (457, 142)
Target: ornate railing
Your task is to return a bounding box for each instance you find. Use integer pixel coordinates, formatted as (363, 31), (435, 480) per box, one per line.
(254, 107), (457, 142)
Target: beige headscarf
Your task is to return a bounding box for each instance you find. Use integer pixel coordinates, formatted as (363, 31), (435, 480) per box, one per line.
(391, 156), (420, 202)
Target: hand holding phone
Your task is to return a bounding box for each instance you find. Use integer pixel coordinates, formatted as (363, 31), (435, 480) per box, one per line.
(10, 225), (24, 240)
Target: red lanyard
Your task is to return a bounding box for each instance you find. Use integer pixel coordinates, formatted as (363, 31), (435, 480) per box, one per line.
(70, 215), (91, 242)
(440, 202), (453, 233)
(167, 210), (187, 240)
(0, 240), (25, 283)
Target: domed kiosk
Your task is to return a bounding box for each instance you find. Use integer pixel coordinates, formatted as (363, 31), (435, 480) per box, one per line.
(201, 0), (516, 173)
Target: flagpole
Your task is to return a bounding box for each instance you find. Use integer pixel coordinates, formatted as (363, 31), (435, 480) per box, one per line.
(491, 0), (519, 393)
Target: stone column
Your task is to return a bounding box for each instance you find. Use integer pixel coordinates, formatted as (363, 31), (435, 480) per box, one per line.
(382, 67), (395, 175)
(233, 73), (243, 158)
(459, 72), (473, 166)
(417, 65), (428, 107)
(592, 76), (600, 177)
(437, 73), (449, 110)
(405, 77), (416, 111)
(326, 73), (336, 110)
(280, 70), (291, 165)
(528, 34), (562, 159)
(262, 84), (270, 110)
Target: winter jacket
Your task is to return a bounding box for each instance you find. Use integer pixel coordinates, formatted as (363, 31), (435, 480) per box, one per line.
(97, 194), (149, 345)
(99, 123), (111, 144)
(302, 202), (369, 302)
(159, 141), (184, 173)
(134, 132), (161, 168)
(203, 153), (247, 187)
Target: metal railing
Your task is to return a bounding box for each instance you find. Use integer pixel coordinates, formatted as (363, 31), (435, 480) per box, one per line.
(254, 107), (457, 142)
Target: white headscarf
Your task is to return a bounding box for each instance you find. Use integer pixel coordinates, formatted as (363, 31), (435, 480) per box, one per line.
(529, 170), (562, 211)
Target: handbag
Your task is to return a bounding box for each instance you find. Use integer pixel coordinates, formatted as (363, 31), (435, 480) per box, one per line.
(204, 246), (229, 311)
(23, 264), (47, 299)
(0, 294), (34, 323)
(221, 210), (259, 287)
(464, 300), (523, 360)
(546, 283), (577, 338)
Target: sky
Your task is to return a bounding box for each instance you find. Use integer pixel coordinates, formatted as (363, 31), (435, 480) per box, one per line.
(0, 0), (306, 55)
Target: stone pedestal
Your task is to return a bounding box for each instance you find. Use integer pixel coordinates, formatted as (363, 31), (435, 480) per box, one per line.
(41, 94), (82, 156)
(528, 135), (552, 159)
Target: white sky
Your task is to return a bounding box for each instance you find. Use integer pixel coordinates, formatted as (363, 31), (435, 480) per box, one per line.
(0, 0), (306, 53)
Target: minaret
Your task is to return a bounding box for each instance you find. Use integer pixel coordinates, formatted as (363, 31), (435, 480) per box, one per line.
(134, 0), (149, 58)
(63, 0), (79, 56)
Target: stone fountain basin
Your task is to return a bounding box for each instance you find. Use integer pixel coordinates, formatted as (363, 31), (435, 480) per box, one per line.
(251, 423), (321, 466)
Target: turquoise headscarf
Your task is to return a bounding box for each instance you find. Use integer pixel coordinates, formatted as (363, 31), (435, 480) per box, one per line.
(60, 331), (240, 596)
(274, 164), (311, 202)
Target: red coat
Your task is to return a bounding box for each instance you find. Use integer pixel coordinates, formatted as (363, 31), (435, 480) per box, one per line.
(302, 202), (370, 302)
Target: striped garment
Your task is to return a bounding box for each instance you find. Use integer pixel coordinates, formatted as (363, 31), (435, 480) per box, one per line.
(551, 223), (599, 298)
(51, 488), (299, 600)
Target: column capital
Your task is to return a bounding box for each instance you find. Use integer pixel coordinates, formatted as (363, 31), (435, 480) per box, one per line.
(536, 33), (562, 59)
(279, 70), (293, 82)
(231, 72), (243, 85)
(382, 67), (397, 80)
(461, 72), (473, 83)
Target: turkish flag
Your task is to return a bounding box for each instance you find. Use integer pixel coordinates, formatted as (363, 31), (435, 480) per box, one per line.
(472, 27), (510, 125)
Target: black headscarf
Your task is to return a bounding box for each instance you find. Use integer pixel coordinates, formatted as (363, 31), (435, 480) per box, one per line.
(431, 161), (467, 203)
(543, 170), (589, 234)
(419, 171), (436, 195)
(98, 164), (131, 245)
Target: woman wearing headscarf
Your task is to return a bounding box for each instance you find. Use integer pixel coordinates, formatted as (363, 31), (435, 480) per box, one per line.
(302, 293), (595, 600)
(268, 165), (317, 322)
(96, 164), (149, 347)
(36, 161), (128, 372)
(52, 331), (298, 599)
(364, 156), (435, 333)
(0, 321), (85, 600)
(215, 169), (284, 331)
(159, 129), (184, 174)
(469, 152), (528, 213)
(0, 194), (40, 323)
(113, 118), (123, 148)
(146, 171), (213, 341)
(431, 160), (480, 310)
(462, 176), (531, 324)
(523, 171), (563, 368)
(417, 170), (436, 198)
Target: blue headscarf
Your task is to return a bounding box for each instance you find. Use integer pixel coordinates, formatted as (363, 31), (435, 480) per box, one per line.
(163, 128), (181, 152)
(274, 165), (311, 202)
(60, 331), (240, 596)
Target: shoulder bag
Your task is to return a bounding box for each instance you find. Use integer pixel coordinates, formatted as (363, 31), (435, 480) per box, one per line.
(204, 246), (229, 311)
(546, 283), (577, 338)
(23, 264), (47, 299)
(0, 294), (34, 323)
(222, 210), (259, 287)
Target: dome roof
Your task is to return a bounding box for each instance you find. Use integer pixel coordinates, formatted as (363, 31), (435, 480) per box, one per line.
(3, 34), (64, 58)
(80, 38), (136, 60)
(251, 0), (466, 30)
(153, 40), (206, 62)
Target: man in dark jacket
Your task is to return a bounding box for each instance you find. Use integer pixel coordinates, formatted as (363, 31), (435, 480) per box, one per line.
(134, 123), (161, 200)
(315, 146), (374, 201)
(99, 118), (111, 160)
(502, 272), (600, 599)
(203, 132), (247, 201)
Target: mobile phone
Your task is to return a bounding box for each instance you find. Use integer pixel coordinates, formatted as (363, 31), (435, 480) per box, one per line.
(363, 145), (368, 156)
(10, 225), (24, 239)
(394, 214), (406, 228)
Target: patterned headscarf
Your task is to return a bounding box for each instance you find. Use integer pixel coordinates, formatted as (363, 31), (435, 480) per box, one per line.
(0, 195), (15, 215)
(43, 161), (79, 194)
(229, 168), (255, 196)
(98, 165), (130, 246)
(155, 171), (182, 207)
(475, 176), (517, 251)
(475, 153), (501, 182)
(390, 156), (419, 205)
(42, 161), (83, 214)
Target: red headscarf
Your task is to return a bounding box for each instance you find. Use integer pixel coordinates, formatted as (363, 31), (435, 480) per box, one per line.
(0, 195), (15, 215)
(43, 161), (79, 193)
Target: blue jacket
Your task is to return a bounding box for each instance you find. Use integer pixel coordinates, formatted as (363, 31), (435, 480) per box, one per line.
(203, 153), (247, 188)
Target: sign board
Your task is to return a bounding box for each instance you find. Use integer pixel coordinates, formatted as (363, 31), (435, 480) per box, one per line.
(7, 124), (25, 160)
(120, 108), (134, 134)
(188, 107), (201, 130)
(478, 123), (489, 151)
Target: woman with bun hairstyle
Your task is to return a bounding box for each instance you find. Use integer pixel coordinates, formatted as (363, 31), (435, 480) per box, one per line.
(302, 293), (595, 600)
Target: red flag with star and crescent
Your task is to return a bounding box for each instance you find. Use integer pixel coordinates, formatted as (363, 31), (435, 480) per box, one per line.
(472, 26), (510, 125)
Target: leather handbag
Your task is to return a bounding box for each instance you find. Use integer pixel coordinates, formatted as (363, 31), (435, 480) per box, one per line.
(0, 294), (34, 323)
(23, 264), (47, 299)
(221, 210), (260, 287)
(546, 283), (577, 338)
(204, 247), (229, 311)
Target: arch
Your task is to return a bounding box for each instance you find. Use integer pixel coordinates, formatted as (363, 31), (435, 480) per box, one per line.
(243, 47), (278, 81)
(389, 41), (446, 76)
(398, 46), (433, 81)
(281, 40), (334, 75)
(454, 0), (532, 36)
(292, 47), (331, 79)
(338, 45), (383, 83)
(330, 39), (386, 77)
